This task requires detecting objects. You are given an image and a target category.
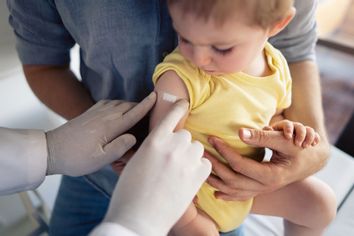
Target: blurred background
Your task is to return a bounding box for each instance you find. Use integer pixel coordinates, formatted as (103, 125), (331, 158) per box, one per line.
(316, 0), (354, 147)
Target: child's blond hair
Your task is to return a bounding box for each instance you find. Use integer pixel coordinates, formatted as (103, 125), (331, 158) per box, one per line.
(167, 0), (294, 28)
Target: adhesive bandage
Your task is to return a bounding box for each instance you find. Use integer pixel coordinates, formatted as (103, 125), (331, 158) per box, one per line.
(162, 92), (178, 103)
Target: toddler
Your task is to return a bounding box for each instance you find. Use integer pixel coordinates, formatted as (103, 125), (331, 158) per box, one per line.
(150, 0), (336, 235)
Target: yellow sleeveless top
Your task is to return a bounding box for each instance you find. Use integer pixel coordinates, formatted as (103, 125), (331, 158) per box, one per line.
(152, 42), (292, 232)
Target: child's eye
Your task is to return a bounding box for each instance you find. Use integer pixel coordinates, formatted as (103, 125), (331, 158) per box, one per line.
(212, 46), (233, 55)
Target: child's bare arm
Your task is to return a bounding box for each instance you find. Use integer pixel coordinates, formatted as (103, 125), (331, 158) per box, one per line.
(150, 70), (190, 130)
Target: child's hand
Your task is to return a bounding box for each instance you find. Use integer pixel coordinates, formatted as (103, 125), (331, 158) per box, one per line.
(265, 120), (320, 148)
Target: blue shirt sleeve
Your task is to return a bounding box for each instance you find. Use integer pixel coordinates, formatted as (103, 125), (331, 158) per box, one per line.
(269, 0), (318, 63)
(7, 0), (75, 65)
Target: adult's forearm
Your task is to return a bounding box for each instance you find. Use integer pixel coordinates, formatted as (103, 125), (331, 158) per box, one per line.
(23, 65), (95, 120)
(285, 60), (330, 174)
(286, 61), (326, 138)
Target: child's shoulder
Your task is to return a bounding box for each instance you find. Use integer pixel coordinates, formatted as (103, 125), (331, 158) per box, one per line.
(153, 50), (211, 109)
(153, 49), (208, 86)
(161, 49), (191, 68)
(264, 42), (287, 64)
(264, 42), (291, 80)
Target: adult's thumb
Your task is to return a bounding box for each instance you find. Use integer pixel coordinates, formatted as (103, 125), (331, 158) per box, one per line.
(239, 128), (288, 152)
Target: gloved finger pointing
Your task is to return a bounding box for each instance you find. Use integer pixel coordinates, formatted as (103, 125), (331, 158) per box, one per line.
(102, 93), (156, 141)
(103, 134), (137, 162)
(112, 92), (156, 129)
(124, 92), (156, 116)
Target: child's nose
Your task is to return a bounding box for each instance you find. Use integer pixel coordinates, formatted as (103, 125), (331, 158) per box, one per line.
(192, 48), (211, 67)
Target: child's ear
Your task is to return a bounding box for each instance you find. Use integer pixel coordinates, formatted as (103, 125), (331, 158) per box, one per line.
(268, 7), (296, 37)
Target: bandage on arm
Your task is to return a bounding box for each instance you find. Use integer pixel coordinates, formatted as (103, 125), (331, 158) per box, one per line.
(150, 70), (190, 131)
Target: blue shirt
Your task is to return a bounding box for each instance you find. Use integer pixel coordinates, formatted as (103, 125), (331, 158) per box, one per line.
(7, 0), (318, 208)
(8, 0), (317, 103)
(8, 0), (179, 102)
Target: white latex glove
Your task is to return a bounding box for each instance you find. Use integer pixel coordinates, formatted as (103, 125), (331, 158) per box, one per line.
(103, 100), (212, 236)
(46, 92), (156, 176)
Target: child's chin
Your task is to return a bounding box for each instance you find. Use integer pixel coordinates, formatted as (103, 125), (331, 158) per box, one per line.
(204, 70), (223, 76)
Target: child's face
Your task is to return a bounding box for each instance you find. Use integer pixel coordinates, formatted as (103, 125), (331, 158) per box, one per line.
(170, 7), (270, 75)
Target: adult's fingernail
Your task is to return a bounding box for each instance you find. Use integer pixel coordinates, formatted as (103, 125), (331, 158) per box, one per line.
(241, 129), (252, 139)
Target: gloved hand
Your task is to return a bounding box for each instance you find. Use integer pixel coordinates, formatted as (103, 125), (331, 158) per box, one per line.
(45, 92), (156, 176)
(103, 100), (212, 236)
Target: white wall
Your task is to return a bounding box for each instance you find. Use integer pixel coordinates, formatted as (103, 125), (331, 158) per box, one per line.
(0, 0), (14, 44)
(0, 0), (20, 79)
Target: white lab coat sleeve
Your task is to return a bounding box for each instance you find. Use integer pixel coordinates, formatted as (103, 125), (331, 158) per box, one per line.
(90, 222), (140, 236)
(0, 127), (47, 195)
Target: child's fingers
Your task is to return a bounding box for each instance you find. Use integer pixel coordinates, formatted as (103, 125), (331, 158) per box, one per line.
(284, 121), (294, 139)
(302, 126), (316, 148)
(293, 122), (307, 147)
(272, 120), (293, 139)
(263, 125), (273, 131)
(312, 132), (321, 146)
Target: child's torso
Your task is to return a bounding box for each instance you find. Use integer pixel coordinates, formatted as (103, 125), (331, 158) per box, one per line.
(153, 42), (292, 162)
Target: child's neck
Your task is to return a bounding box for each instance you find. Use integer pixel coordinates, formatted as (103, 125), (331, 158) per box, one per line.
(242, 48), (271, 77)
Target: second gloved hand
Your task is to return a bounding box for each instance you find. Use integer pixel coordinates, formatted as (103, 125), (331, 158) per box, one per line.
(103, 100), (212, 236)
(45, 92), (156, 176)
